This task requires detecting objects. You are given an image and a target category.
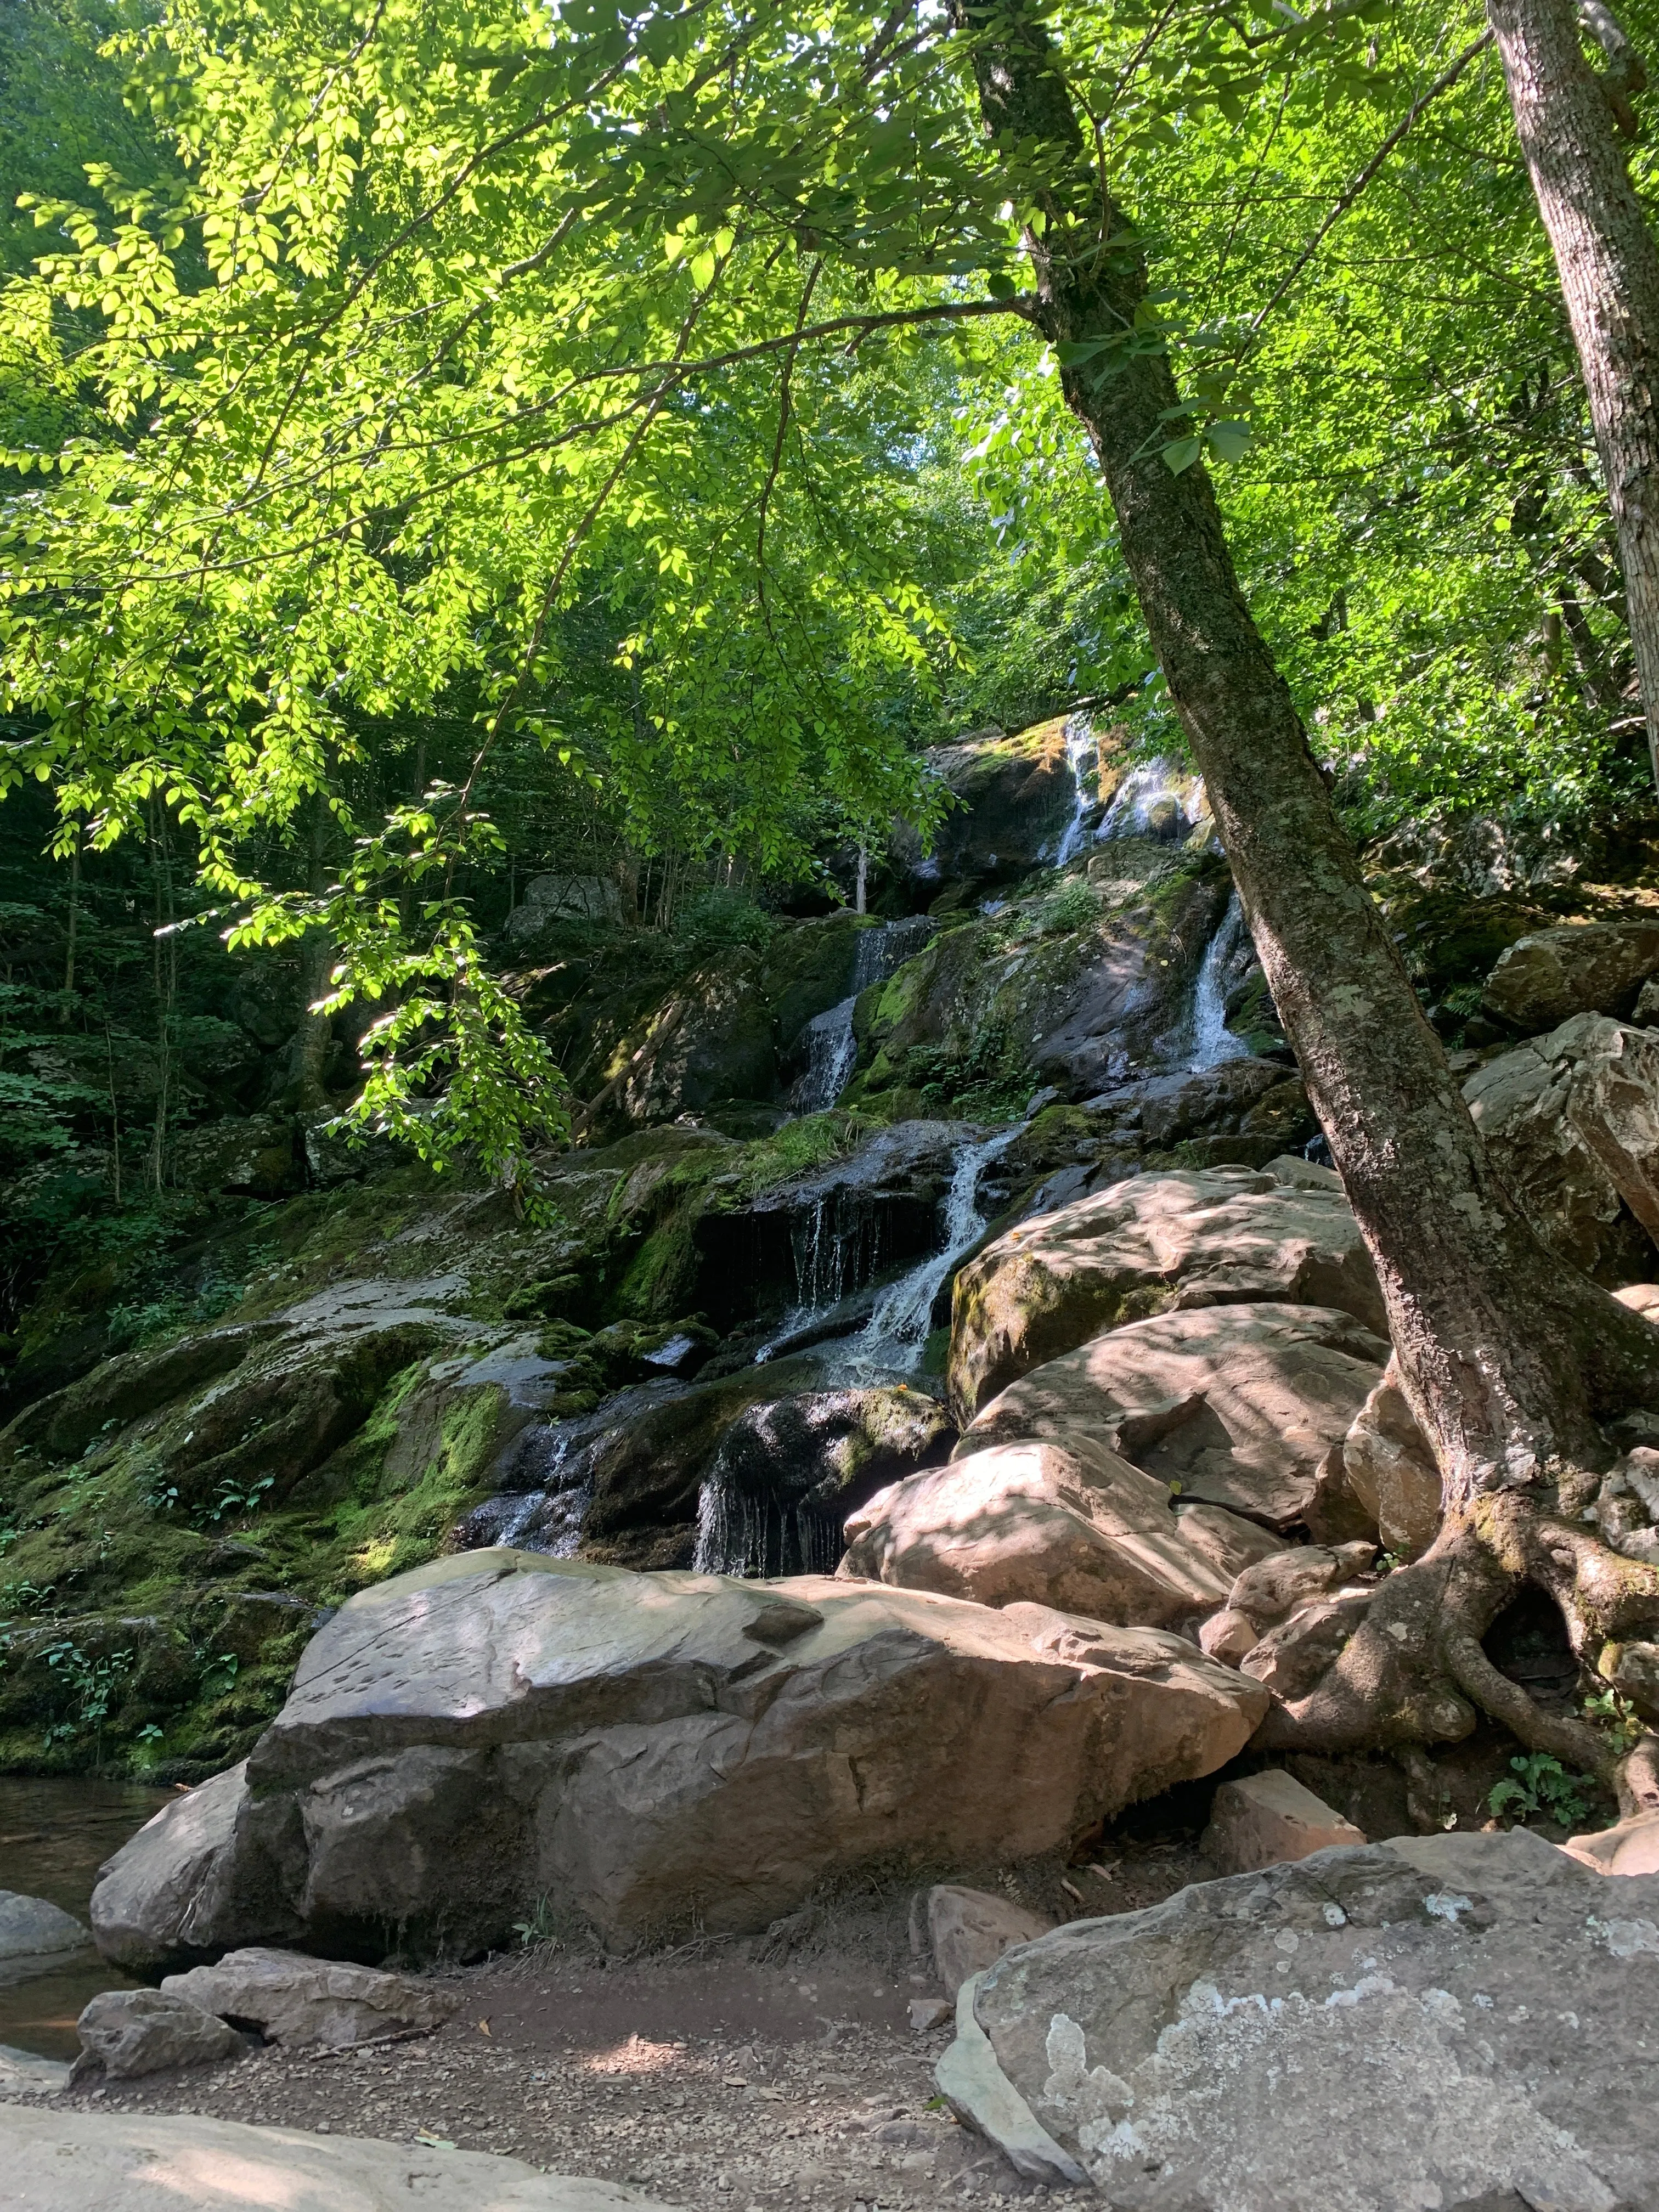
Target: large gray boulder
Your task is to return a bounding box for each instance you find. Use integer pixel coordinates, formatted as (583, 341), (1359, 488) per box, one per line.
(0, 2106), (675, 2212)
(950, 1164), (1385, 1420)
(948, 1827), (1659, 2209)
(838, 1438), (1277, 1629)
(1463, 1012), (1659, 1277)
(88, 1760), (249, 1973)
(958, 1304), (1388, 1532)
(162, 1947), (459, 2049)
(91, 1553), (1267, 1967)
(1482, 915), (1659, 1032)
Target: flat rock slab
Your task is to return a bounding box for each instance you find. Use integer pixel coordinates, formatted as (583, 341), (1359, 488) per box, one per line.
(0, 2042), (71, 2095)
(950, 1166), (1386, 1419)
(0, 1891), (90, 1962)
(959, 1304), (1388, 1531)
(1200, 1768), (1366, 1873)
(0, 2105), (678, 2212)
(953, 1827), (1659, 2211)
(1564, 1808), (1659, 1876)
(93, 1553), (1267, 1964)
(162, 1948), (459, 2049)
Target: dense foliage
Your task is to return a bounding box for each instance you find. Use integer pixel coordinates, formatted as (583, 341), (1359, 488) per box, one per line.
(2, 0), (1657, 1202)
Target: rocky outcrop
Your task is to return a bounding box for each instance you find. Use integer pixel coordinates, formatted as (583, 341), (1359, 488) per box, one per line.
(949, 1164), (1384, 1420)
(1482, 915), (1659, 1031)
(895, 719), (1080, 892)
(960, 1304), (1389, 1531)
(0, 2106), (673, 2212)
(1463, 1012), (1659, 1277)
(954, 1827), (1659, 2209)
(838, 1438), (1275, 1629)
(162, 1948), (459, 2048)
(90, 1552), (1267, 1964)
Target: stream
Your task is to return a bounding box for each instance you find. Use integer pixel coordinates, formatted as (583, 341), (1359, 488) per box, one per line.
(0, 1774), (163, 2058)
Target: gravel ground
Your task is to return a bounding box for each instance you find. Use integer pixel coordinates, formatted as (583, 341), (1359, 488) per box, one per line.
(1, 1842), (1221, 2209)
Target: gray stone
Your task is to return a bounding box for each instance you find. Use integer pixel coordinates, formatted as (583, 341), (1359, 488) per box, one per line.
(1225, 1542), (1376, 1634)
(958, 1304), (1388, 1531)
(1482, 916), (1659, 1031)
(935, 1971), (1089, 2188)
(927, 1884), (1056, 1999)
(1463, 1013), (1659, 1277)
(74, 1988), (245, 2080)
(92, 1554), (1269, 1962)
(1324, 1356), (1442, 1559)
(1200, 1768), (1366, 1873)
(909, 1995), (953, 2030)
(0, 2106), (677, 2212)
(88, 1760), (248, 1973)
(952, 1827), (1659, 2210)
(949, 1166), (1386, 1420)
(838, 1438), (1244, 1630)
(162, 1947), (460, 2049)
(0, 1890), (89, 1962)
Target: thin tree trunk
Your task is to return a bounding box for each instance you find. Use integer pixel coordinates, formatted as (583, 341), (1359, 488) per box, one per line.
(1489, 0), (1659, 791)
(951, 0), (1659, 1512)
(287, 794), (334, 1113)
(60, 833), (80, 1023)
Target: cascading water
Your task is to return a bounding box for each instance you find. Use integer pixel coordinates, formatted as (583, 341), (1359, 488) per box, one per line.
(1096, 756), (1197, 844)
(791, 915), (938, 1114)
(824, 1125), (1018, 1385)
(1049, 715), (1095, 868)
(1184, 891), (1251, 1069)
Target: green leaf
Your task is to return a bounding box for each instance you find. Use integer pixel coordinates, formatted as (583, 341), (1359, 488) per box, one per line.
(1206, 420), (1252, 464)
(1163, 436), (1204, 475)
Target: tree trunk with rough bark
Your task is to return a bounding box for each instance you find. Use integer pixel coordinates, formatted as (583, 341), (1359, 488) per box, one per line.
(1490, 0), (1659, 791)
(953, 0), (1659, 1790)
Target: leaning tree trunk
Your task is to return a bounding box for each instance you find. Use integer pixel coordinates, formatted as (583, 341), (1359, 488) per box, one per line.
(951, 0), (1659, 1787)
(1490, 0), (1659, 792)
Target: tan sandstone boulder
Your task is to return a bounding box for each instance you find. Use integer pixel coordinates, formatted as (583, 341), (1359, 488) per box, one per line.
(837, 1438), (1277, 1628)
(957, 1304), (1388, 1532)
(949, 1163), (1385, 1420)
(1200, 1768), (1366, 1872)
(91, 1553), (1268, 1966)
(1462, 1013), (1659, 1276)
(162, 1948), (459, 2049)
(1322, 1356), (1442, 1559)
(926, 1884), (1055, 1997)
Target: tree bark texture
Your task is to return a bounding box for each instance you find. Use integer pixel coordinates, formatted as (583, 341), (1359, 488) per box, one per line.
(952, 1), (1659, 1513)
(1490, 0), (1659, 790)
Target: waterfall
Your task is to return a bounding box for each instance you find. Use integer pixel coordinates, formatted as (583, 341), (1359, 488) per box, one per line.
(693, 1470), (846, 1579)
(1185, 891), (1251, 1069)
(456, 1424), (593, 1556)
(791, 915), (938, 1113)
(1051, 715), (1094, 868)
(1097, 756), (1197, 843)
(826, 1125), (1018, 1383)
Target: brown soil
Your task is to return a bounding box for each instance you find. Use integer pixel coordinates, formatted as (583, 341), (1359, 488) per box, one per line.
(4, 1843), (1219, 2208)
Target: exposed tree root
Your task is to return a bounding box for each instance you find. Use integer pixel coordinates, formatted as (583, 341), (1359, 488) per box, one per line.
(1257, 1486), (1659, 1816)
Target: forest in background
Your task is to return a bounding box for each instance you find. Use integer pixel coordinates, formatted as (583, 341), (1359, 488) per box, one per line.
(0, 0), (1653, 1352)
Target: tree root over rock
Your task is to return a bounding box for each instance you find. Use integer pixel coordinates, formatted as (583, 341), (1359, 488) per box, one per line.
(1255, 1487), (1659, 1815)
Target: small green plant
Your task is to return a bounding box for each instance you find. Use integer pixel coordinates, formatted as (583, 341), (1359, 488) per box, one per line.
(1487, 1752), (1597, 1829)
(199, 1474), (274, 1525)
(1584, 1685), (1645, 1756)
(1041, 878), (1099, 935)
(41, 1639), (133, 1759)
(512, 1895), (565, 1949)
(1, 1577), (57, 1612)
(198, 1651), (240, 1699)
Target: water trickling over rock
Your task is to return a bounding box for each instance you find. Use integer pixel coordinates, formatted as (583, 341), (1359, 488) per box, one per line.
(1185, 891), (1252, 1070)
(791, 916), (938, 1113)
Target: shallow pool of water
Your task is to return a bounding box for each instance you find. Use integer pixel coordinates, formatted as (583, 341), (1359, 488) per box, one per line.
(0, 1774), (169, 2058)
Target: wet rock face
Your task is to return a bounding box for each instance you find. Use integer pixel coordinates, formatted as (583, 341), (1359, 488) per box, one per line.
(959, 1302), (1387, 1533)
(896, 720), (1079, 891)
(949, 1163), (1384, 1422)
(960, 1828), (1659, 2211)
(90, 1553), (1267, 1962)
(695, 1387), (955, 1578)
(1462, 1012), (1659, 1279)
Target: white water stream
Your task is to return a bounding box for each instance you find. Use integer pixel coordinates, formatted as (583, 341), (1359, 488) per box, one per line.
(792, 915), (936, 1114)
(1184, 890), (1251, 1069)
